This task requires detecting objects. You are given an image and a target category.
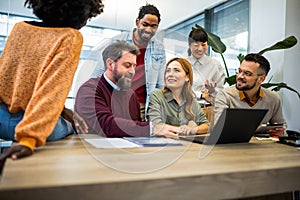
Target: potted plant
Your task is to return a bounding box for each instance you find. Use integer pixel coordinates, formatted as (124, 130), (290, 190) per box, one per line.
(193, 24), (299, 99)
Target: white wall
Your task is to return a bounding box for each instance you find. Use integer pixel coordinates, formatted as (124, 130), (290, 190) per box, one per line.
(250, 0), (300, 130)
(283, 0), (300, 131)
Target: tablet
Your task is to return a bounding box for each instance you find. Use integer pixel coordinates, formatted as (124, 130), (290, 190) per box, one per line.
(256, 123), (285, 133)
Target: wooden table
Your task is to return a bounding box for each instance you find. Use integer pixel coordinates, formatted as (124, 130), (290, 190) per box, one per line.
(0, 134), (300, 200)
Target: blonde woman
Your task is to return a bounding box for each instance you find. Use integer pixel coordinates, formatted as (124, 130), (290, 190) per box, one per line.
(147, 57), (210, 138)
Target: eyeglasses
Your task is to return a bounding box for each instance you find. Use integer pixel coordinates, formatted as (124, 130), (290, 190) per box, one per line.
(236, 68), (264, 77)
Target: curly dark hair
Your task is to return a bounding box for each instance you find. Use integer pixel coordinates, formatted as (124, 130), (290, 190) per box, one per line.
(138, 4), (161, 24)
(24, 0), (104, 29)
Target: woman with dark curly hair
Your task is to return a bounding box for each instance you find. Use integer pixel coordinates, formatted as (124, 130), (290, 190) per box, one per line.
(0, 0), (104, 170)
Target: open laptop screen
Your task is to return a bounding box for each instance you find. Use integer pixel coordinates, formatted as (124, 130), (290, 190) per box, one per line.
(180, 108), (268, 144)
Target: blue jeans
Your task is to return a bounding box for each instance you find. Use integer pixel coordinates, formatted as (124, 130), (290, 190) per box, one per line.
(0, 103), (73, 142)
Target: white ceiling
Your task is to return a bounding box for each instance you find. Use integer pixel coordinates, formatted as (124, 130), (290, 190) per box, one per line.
(1, 0), (226, 31)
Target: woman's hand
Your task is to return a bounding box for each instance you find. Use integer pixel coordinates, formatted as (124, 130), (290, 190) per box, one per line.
(201, 92), (215, 105)
(152, 124), (181, 139)
(179, 125), (197, 135)
(0, 145), (33, 174)
(204, 80), (217, 94)
(73, 111), (89, 134)
(61, 107), (75, 129)
(178, 121), (198, 135)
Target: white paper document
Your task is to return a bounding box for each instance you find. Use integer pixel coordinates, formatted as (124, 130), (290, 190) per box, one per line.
(85, 138), (141, 148)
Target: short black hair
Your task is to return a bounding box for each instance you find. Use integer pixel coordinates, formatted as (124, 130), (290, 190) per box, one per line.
(244, 53), (270, 75)
(138, 4), (161, 24)
(188, 29), (208, 45)
(187, 29), (208, 56)
(24, 0), (104, 29)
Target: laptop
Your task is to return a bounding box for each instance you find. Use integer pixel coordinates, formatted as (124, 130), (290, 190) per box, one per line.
(179, 108), (268, 145)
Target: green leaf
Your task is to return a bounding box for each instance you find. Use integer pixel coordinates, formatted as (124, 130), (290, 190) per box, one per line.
(190, 25), (299, 100)
(258, 36), (298, 55)
(237, 54), (244, 64)
(261, 82), (300, 99)
(194, 24), (226, 54)
(225, 75), (236, 86)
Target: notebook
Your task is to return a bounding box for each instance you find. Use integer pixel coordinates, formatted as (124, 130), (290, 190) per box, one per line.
(179, 108), (268, 145)
(123, 137), (182, 147)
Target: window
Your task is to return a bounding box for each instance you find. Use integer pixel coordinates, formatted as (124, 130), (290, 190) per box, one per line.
(1, 0), (250, 107)
(0, 12), (123, 60)
(164, 0), (249, 77)
(211, 0), (249, 76)
(0, 13), (37, 55)
(164, 14), (205, 60)
(0, 12), (123, 108)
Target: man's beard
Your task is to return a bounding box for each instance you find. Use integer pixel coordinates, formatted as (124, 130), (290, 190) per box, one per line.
(137, 28), (153, 43)
(113, 67), (133, 91)
(117, 76), (132, 90)
(235, 77), (257, 91)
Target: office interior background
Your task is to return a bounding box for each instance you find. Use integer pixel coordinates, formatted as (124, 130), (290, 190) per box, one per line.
(0, 0), (299, 130)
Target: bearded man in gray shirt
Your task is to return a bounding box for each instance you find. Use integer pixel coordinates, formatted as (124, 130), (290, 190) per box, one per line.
(214, 53), (286, 137)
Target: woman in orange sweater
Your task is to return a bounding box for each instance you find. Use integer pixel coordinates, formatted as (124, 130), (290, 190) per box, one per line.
(0, 0), (104, 171)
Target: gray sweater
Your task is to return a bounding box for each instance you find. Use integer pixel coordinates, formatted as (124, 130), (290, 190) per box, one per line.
(214, 86), (285, 125)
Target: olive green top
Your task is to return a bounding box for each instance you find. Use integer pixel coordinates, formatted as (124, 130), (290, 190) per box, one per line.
(147, 88), (209, 126)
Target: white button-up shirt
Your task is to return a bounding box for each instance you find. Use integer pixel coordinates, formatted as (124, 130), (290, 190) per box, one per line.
(187, 54), (225, 99)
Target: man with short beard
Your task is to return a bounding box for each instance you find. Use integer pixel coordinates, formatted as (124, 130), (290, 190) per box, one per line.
(214, 53), (286, 137)
(74, 40), (150, 137)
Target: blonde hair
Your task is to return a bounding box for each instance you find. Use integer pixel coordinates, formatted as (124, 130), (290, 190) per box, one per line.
(162, 57), (196, 121)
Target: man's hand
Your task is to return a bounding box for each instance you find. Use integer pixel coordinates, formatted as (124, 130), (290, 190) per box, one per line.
(73, 111), (89, 134)
(267, 127), (285, 137)
(0, 145), (33, 174)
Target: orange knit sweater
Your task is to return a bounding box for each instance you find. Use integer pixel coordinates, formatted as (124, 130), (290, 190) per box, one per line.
(0, 22), (83, 150)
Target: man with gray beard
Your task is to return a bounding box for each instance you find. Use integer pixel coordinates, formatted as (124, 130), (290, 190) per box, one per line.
(74, 40), (150, 137)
